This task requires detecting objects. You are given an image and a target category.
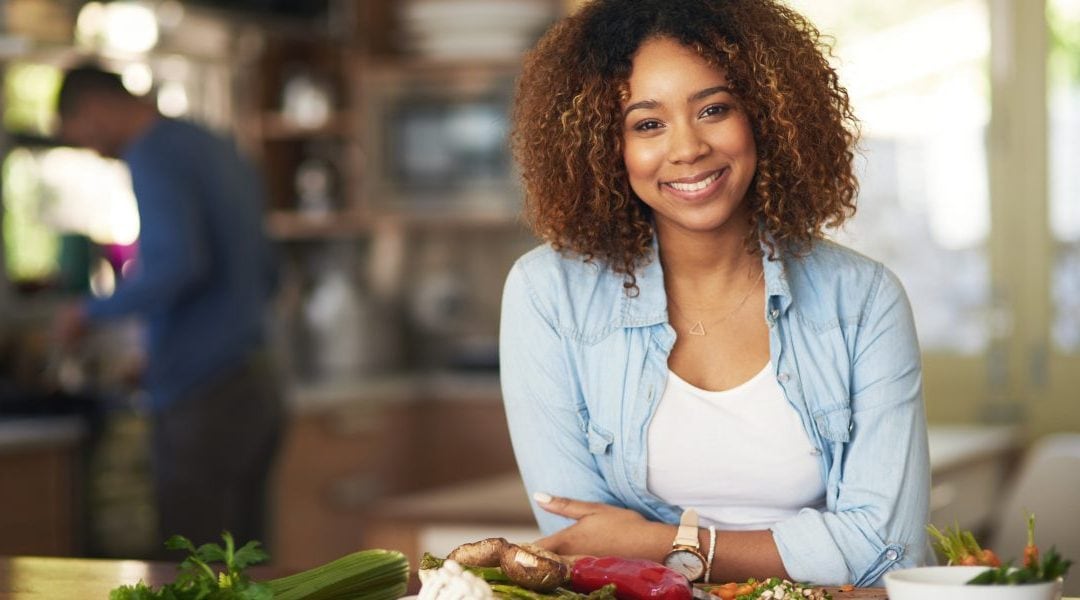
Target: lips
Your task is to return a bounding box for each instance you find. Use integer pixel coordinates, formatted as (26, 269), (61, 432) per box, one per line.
(662, 168), (727, 197)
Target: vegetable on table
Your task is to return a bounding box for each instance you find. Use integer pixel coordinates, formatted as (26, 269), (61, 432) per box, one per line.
(966, 511), (1072, 586)
(109, 532), (409, 600)
(421, 553), (511, 584)
(420, 552), (615, 600)
(266, 548), (409, 600)
(569, 556), (691, 600)
(705, 577), (831, 600)
(433, 538), (694, 600)
(449, 538), (512, 568)
(501, 543), (571, 592)
(488, 583), (617, 600)
(417, 559), (496, 600)
(1023, 511), (1039, 570)
(110, 532), (272, 600)
(435, 539), (572, 592)
(926, 522), (1000, 567)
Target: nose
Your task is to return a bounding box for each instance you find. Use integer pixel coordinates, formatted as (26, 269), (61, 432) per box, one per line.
(667, 122), (710, 164)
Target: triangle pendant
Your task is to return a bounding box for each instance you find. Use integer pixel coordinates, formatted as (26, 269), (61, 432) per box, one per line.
(689, 321), (706, 336)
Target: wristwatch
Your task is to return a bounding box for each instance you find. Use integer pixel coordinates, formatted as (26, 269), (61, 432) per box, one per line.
(663, 508), (708, 582)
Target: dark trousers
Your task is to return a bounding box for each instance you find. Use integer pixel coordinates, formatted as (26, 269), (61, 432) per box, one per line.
(150, 351), (284, 552)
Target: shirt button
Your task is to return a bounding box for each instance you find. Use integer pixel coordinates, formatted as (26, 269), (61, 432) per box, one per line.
(770, 309), (780, 319)
(885, 549), (899, 561)
(777, 372), (790, 383)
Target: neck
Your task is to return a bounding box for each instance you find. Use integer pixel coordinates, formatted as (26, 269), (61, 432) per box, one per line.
(115, 101), (160, 149)
(657, 222), (758, 294)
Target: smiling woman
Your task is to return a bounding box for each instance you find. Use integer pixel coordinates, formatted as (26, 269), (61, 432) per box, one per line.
(621, 38), (758, 241)
(500, 0), (930, 589)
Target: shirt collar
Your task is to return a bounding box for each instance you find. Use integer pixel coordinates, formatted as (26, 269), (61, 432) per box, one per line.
(617, 235), (793, 329)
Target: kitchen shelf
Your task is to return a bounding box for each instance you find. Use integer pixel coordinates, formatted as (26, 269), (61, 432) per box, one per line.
(372, 209), (524, 230)
(265, 208), (524, 240)
(264, 209), (372, 239)
(255, 110), (356, 140)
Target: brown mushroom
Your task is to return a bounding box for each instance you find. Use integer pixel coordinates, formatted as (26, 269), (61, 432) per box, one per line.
(447, 537), (511, 568)
(499, 543), (570, 592)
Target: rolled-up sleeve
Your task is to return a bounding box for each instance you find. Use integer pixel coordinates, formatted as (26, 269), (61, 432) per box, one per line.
(771, 266), (930, 586)
(499, 261), (621, 535)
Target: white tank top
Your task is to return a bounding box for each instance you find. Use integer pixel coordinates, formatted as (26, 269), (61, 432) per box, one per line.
(646, 363), (826, 530)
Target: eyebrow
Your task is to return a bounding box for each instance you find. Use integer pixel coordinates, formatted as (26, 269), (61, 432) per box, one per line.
(623, 85), (735, 118)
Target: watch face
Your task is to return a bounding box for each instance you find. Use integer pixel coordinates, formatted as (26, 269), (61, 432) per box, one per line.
(664, 549), (706, 580)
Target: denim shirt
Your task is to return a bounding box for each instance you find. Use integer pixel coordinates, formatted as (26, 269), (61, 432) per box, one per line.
(499, 239), (930, 587)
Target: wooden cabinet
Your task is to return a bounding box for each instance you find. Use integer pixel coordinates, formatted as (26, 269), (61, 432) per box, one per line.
(0, 418), (85, 556)
(271, 380), (517, 571)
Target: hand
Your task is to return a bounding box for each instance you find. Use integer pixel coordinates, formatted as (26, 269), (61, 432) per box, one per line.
(52, 301), (89, 349)
(531, 493), (674, 561)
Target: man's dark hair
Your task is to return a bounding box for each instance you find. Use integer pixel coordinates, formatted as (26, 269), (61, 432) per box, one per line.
(57, 63), (131, 116)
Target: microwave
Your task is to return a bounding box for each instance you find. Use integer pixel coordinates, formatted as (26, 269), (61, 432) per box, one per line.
(362, 62), (522, 216)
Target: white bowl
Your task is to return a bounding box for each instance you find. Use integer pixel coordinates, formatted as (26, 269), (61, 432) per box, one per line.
(884, 566), (1063, 600)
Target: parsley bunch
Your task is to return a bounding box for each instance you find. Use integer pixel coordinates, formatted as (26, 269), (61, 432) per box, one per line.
(110, 532), (272, 600)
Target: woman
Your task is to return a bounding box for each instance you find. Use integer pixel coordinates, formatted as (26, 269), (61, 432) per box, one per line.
(499, 0), (929, 589)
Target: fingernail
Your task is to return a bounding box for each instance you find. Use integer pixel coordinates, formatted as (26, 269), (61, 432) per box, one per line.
(533, 491), (553, 504)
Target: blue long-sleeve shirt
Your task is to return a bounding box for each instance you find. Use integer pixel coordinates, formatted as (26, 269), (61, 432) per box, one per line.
(85, 118), (277, 411)
(500, 238), (929, 586)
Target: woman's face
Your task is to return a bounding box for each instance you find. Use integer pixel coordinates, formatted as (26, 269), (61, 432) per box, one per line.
(621, 37), (757, 238)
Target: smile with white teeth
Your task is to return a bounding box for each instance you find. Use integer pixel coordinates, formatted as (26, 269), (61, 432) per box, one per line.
(665, 170), (723, 192)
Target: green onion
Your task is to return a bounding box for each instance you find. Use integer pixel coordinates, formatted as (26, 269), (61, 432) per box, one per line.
(267, 549), (409, 600)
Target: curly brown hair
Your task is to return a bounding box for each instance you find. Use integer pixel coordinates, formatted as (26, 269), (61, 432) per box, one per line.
(512, 0), (859, 292)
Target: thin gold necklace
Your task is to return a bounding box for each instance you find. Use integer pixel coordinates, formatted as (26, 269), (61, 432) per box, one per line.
(666, 268), (764, 336)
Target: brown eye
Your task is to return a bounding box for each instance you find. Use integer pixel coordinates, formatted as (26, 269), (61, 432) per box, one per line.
(633, 119), (663, 132)
(700, 104), (729, 118)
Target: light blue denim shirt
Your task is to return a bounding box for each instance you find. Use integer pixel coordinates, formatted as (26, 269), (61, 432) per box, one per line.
(499, 238), (930, 587)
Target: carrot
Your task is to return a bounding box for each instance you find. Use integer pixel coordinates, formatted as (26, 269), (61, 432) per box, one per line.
(734, 583), (756, 595)
(1024, 511), (1039, 569)
(710, 583), (737, 600)
(980, 548), (1002, 567)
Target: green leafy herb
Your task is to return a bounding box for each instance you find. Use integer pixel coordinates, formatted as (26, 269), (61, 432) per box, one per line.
(109, 532), (272, 600)
(964, 512), (1073, 586)
(967, 546), (1073, 586)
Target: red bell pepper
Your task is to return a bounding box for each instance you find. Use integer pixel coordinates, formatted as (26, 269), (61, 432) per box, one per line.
(570, 556), (692, 600)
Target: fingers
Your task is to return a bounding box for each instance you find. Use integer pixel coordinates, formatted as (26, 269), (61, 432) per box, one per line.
(532, 534), (559, 552)
(532, 492), (605, 520)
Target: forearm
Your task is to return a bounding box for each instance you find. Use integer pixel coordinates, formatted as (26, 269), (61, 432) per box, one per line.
(631, 523), (790, 583)
(85, 265), (198, 320)
(540, 513), (789, 583)
(699, 528), (789, 584)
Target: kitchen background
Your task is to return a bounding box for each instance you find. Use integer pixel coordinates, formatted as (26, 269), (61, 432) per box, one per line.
(0, 0), (1077, 591)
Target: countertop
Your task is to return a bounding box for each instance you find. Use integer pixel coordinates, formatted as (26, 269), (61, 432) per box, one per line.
(0, 416), (85, 453)
(926, 424), (1023, 472)
(2, 556), (1075, 599)
(0, 555), (890, 599)
(287, 370), (502, 413)
(0, 556), (284, 599)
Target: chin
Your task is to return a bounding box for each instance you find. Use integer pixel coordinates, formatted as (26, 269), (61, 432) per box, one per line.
(662, 210), (750, 236)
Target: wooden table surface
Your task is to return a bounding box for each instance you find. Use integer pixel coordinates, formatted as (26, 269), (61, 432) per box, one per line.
(1, 555), (1075, 600)
(0, 555), (893, 599)
(0, 555), (287, 599)
(697, 583), (888, 599)
(0, 556), (178, 599)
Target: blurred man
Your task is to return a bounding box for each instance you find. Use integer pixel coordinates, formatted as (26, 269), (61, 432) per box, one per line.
(53, 63), (283, 551)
